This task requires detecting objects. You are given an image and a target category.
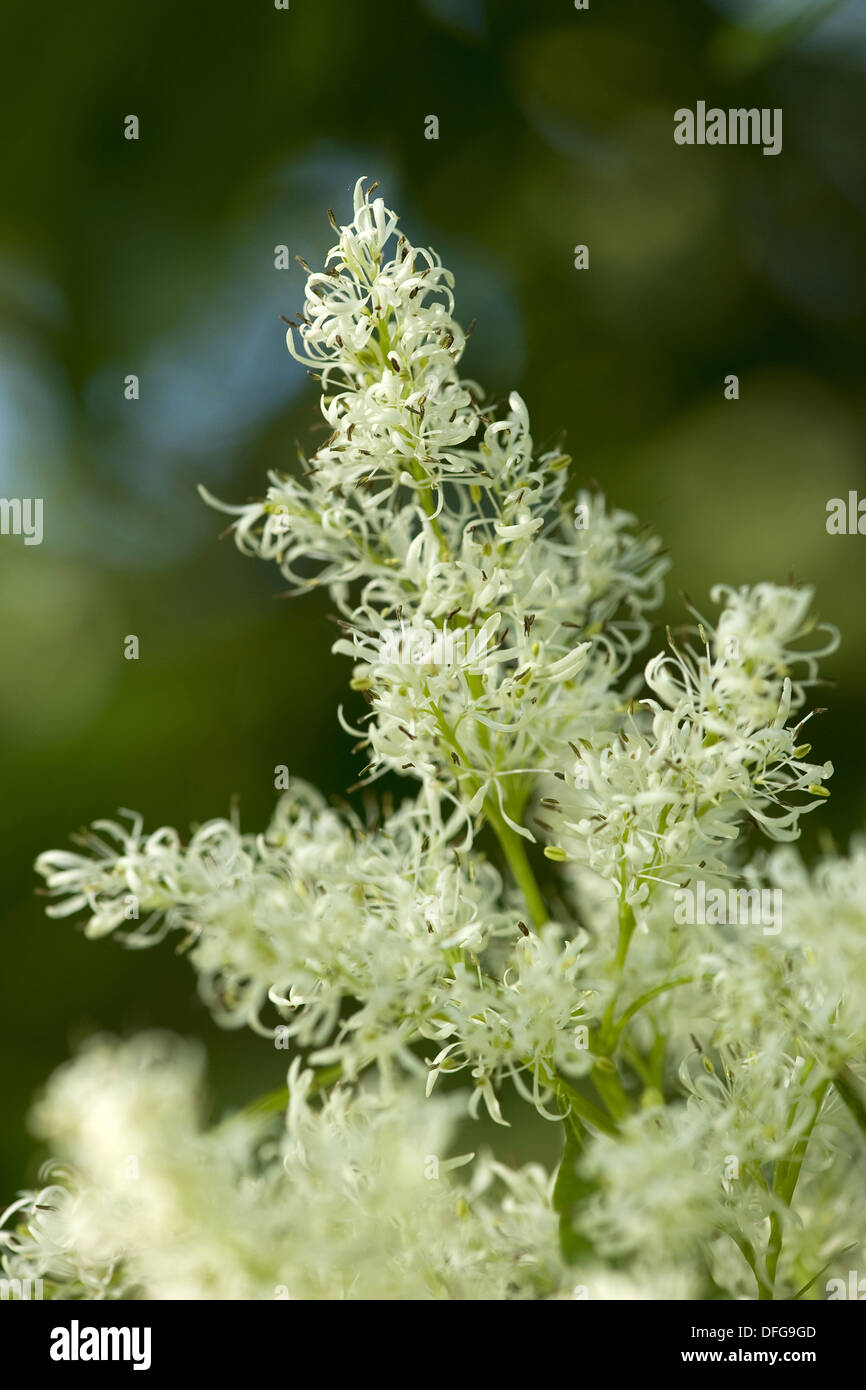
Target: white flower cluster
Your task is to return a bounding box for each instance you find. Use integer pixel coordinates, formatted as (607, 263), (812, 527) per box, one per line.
(35, 784), (599, 1112)
(14, 181), (866, 1302)
(542, 582), (836, 921)
(206, 178), (666, 831)
(704, 840), (866, 1071)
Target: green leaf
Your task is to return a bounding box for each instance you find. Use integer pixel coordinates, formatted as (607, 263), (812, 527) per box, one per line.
(794, 1243), (858, 1301)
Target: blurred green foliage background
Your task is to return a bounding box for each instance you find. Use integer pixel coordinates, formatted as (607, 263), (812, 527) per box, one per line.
(1, 0), (865, 1196)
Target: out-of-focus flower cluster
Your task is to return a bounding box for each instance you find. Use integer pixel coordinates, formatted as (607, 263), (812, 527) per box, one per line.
(1, 1034), (567, 1300)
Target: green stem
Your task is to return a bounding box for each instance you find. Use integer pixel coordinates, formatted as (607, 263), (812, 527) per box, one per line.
(715, 1222), (767, 1298)
(599, 899), (636, 1050)
(590, 1062), (633, 1123)
(552, 1075), (619, 1138)
(611, 976), (693, 1044)
(487, 802), (548, 929)
(432, 702), (549, 928)
(465, 671), (490, 753)
(407, 449), (550, 927)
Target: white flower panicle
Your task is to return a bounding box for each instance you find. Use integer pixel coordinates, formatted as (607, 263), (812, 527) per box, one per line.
(37, 785), (511, 1076)
(35, 784), (599, 1112)
(204, 178), (667, 825)
(541, 583), (836, 920)
(17, 181), (866, 1302)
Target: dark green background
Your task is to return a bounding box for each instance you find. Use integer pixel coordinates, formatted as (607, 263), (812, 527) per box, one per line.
(1, 0), (865, 1194)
